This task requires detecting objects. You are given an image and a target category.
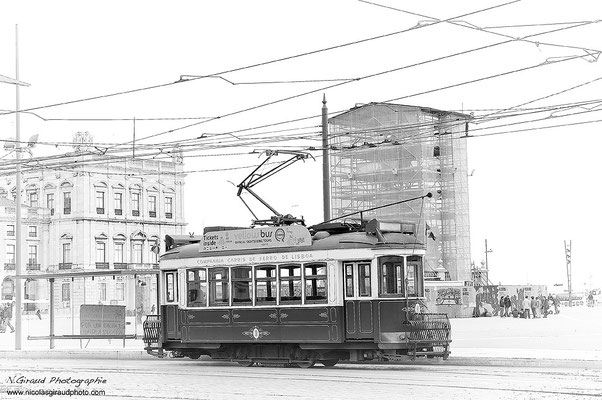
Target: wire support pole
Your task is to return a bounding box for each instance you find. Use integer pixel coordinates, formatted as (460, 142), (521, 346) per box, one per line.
(564, 240), (572, 307)
(14, 24), (23, 350)
(322, 94), (330, 221)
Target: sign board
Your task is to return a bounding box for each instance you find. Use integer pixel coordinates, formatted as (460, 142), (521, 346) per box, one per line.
(80, 305), (126, 336)
(200, 225), (312, 252)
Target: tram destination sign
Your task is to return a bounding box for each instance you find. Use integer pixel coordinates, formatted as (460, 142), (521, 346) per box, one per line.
(200, 225), (312, 252)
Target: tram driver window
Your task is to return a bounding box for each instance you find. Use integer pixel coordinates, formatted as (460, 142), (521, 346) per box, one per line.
(406, 256), (423, 296)
(358, 263), (371, 297)
(304, 263), (327, 304)
(256, 265), (276, 305)
(166, 272), (177, 302)
(209, 267), (230, 306)
(279, 264), (301, 304)
(378, 256), (404, 297)
(187, 269), (207, 307)
(232, 266), (252, 305)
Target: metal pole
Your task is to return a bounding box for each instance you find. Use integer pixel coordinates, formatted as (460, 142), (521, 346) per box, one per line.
(14, 24), (22, 350)
(49, 278), (55, 349)
(565, 240), (572, 307)
(321, 94), (330, 221)
(484, 239), (489, 272)
(132, 117), (136, 158)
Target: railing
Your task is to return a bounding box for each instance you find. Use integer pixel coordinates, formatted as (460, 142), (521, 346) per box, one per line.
(149, 211), (156, 218)
(128, 263), (160, 270)
(64, 208), (71, 215)
(4, 263), (15, 270)
(95, 262), (109, 269)
(114, 209), (122, 216)
(58, 262), (73, 270)
(114, 263), (128, 270)
(132, 210), (140, 217)
(96, 207), (105, 214)
(424, 271), (440, 280)
(26, 263), (40, 271)
(165, 212), (172, 219)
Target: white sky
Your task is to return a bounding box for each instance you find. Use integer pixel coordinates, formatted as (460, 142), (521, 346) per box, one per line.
(0, 0), (600, 291)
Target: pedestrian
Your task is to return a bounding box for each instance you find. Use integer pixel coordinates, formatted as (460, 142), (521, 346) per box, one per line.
(522, 296), (531, 319)
(530, 296), (537, 318)
(535, 296), (542, 318)
(150, 304), (156, 314)
(1, 301), (15, 333)
(553, 295), (560, 314)
(499, 295), (505, 318)
(504, 295), (512, 317)
(542, 296), (549, 318)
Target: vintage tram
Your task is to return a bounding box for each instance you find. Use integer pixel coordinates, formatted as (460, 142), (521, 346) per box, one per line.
(143, 219), (451, 367)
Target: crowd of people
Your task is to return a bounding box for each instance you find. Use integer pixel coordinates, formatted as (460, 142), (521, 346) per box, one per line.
(498, 294), (560, 318)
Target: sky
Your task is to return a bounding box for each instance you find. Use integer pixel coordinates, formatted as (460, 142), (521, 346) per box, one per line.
(0, 0), (600, 292)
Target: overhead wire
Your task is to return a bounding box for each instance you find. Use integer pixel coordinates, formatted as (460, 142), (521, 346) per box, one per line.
(0, 0), (521, 120)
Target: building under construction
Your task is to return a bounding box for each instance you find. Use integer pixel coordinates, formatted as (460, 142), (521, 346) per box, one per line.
(328, 103), (472, 282)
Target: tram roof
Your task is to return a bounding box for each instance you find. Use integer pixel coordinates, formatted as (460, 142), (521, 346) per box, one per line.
(161, 230), (424, 260)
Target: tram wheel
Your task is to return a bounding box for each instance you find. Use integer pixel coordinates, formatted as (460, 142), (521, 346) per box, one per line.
(320, 359), (338, 367)
(237, 361), (254, 367)
(188, 353), (200, 360)
(294, 360), (316, 368)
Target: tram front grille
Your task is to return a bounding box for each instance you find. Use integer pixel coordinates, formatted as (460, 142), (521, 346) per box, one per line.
(407, 313), (451, 343)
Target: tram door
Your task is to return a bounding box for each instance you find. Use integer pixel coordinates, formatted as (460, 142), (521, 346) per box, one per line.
(343, 262), (374, 339)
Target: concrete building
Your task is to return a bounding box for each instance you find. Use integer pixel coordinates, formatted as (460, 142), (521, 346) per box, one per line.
(0, 134), (186, 330)
(328, 103), (472, 282)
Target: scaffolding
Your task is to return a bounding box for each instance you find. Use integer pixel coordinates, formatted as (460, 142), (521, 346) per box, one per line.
(328, 103), (471, 281)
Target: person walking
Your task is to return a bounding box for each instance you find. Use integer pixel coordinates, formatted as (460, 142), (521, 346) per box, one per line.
(542, 295), (549, 318)
(504, 295), (512, 317)
(550, 295), (559, 314)
(1, 301), (15, 333)
(499, 295), (505, 317)
(535, 296), (542, 318)
(530, 296), (538, 318)
(522, 296), (531, 319)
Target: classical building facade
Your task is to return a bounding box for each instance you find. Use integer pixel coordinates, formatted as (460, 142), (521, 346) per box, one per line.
(1, 138), (186, 325)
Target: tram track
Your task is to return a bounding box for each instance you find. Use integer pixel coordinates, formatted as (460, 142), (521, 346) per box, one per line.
(1, 359), (599, 399)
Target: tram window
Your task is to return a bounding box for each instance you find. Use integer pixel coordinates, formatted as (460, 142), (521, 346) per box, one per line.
(187, 269), (207, 307)
(166, 272), (177, 302)
(379, 256), (404, 297)
(255, 265), (276, 305)
(304, 263), (327, 304)
(209, 267), (230, 306)
(279, 264), (301, 304)
(407, 256), (423, 296)
(358, 263), (371, 297)
(344, 264), (354, 297)
(232, 266), (252, 305)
